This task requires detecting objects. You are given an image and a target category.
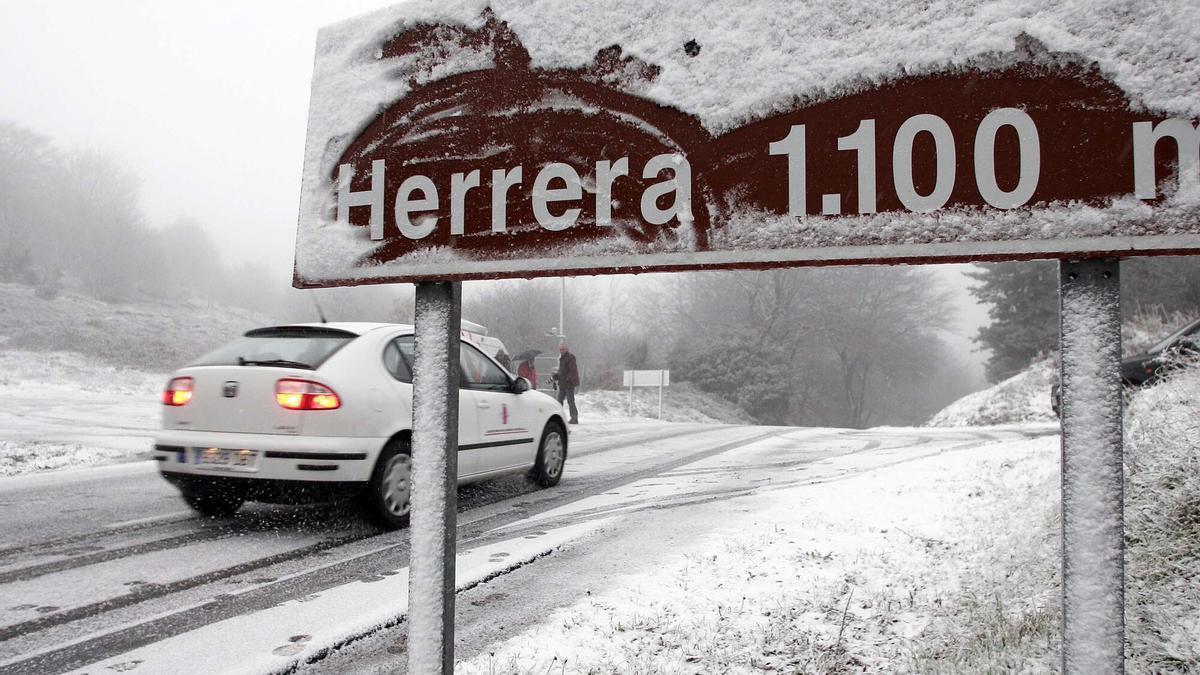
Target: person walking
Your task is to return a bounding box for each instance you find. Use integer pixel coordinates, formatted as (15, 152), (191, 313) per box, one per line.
(556, 342), (580, 424)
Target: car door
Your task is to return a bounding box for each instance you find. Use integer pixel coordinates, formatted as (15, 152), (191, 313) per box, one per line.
(458, 343), (539, 475)
(381, 334), (478, 478)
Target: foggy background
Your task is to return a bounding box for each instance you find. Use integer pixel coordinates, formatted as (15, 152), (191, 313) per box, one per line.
(4, 1), (1198, 428)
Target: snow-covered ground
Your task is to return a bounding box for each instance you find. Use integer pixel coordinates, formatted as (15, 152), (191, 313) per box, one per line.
(0, 350), (161, 476)
(3, 299), (1195, 672)
(453, 431), (1060, 674)
(574, 382), (756, 425)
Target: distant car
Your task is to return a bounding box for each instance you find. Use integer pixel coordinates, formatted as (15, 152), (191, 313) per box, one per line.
(1051, 318), (1200, 415)
(154, 323), (567, 529)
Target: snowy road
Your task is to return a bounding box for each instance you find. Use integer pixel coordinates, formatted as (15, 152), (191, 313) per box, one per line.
(0, 421), (1055, 674)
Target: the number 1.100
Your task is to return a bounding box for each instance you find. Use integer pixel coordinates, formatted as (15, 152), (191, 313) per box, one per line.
(768, 108), (1041, 215)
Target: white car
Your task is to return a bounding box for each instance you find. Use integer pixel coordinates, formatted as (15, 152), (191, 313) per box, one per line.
(154, 323), (568, 529)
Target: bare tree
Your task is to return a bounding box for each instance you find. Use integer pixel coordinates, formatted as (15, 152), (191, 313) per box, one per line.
(59, 148), (149, 301)
(0, 122), (63, 283)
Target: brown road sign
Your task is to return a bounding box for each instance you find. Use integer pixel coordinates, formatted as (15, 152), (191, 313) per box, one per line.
(295, 8), (1200, 287)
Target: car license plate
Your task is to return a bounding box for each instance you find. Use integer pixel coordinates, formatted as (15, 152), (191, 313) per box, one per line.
(191, 447), (260, 472)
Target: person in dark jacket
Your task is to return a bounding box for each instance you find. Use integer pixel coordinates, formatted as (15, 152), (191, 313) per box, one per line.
(556, 342), (580, 424)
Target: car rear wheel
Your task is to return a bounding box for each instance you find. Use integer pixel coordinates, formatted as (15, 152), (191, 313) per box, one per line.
(363, 439), (412, 530)
(181, 487), (244, 518)
(532, 421), (567, 487)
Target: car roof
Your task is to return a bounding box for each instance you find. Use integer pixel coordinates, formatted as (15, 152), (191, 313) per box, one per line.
(286, 322), (413, 335)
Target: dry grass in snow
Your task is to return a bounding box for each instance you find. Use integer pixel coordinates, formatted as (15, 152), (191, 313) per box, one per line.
(1124, 358), (1200, 672)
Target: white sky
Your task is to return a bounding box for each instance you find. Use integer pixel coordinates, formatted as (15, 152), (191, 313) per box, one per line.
(0, 0), (989, 379)
(0, 0), (399, 274)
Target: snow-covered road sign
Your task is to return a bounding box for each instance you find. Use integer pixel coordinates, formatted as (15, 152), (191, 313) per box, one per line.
(294, 8), (1199, 288)
(624, 369), (669, 418)
(622, 370), (670, 387)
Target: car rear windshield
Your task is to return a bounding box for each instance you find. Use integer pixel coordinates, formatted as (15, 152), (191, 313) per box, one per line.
(190, 326), (358, 369)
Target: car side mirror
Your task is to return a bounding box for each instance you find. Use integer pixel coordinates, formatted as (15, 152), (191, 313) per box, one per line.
(511, 376), (531, 394)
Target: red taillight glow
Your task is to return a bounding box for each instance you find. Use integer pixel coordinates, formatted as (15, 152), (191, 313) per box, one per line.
(162, 377), (194, 406)
(275, 379), (341, 411)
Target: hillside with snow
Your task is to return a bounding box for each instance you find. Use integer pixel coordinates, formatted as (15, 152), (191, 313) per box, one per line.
(926, 357), (1057, 427)
(0, 282), (271, 371)
(927, 311), (1199, 428)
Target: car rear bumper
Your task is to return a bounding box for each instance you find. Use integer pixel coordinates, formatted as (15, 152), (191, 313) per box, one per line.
(154, 430), (382, 484)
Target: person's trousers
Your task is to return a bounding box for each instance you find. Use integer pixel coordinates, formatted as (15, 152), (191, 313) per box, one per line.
(557, 385), (578, 422)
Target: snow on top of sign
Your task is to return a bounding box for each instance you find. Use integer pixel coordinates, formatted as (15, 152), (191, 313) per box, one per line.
(310, 0), (1199, 137)
(296, 0), (1200, 283)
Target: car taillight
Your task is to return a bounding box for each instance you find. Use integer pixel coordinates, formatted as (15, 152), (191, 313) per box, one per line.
(162, 377), (194, 406)
(275, 379), (341, 410)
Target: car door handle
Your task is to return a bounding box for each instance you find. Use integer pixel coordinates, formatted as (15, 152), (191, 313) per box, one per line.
(477, 401), (491, 409)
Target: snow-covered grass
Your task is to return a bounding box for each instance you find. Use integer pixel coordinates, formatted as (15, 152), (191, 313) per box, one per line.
(926, 353), (1200, 670)
(1124, 357), (1200, 672)
(574, 382), (756, 425)
(458, 435), (1062, 674)
(925, 357), (1057, 427)
(0, 440), (135, 477)
(0, 349), (163, 395)
(0, 282), (269, 371)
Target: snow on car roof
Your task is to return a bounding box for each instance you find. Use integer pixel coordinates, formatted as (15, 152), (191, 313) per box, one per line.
(289, 322), (413, 335)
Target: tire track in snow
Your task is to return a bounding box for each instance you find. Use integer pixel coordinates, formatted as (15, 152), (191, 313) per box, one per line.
(0, 529), (233, 585)
(0, 533), (365, 645)
(0, 514), (197, 561)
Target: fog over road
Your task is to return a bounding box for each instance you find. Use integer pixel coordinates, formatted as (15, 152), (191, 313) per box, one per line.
(0, 421), (1054, 674)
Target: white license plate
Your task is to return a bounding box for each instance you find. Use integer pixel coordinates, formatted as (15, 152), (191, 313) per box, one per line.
(191, 447), (261, 472)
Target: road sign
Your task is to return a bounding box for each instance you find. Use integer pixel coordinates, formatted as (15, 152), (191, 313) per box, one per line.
(622, 370), (670, 387)
(294, 11), (1199, 288)
(624, 369), (670, 418)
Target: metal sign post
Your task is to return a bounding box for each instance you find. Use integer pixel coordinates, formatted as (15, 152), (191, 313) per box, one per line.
(1058, 260), (1124, 674)
(628, 378), (634, 417)
(658, 369), (665, 420)
(408, 281), (462, 675)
